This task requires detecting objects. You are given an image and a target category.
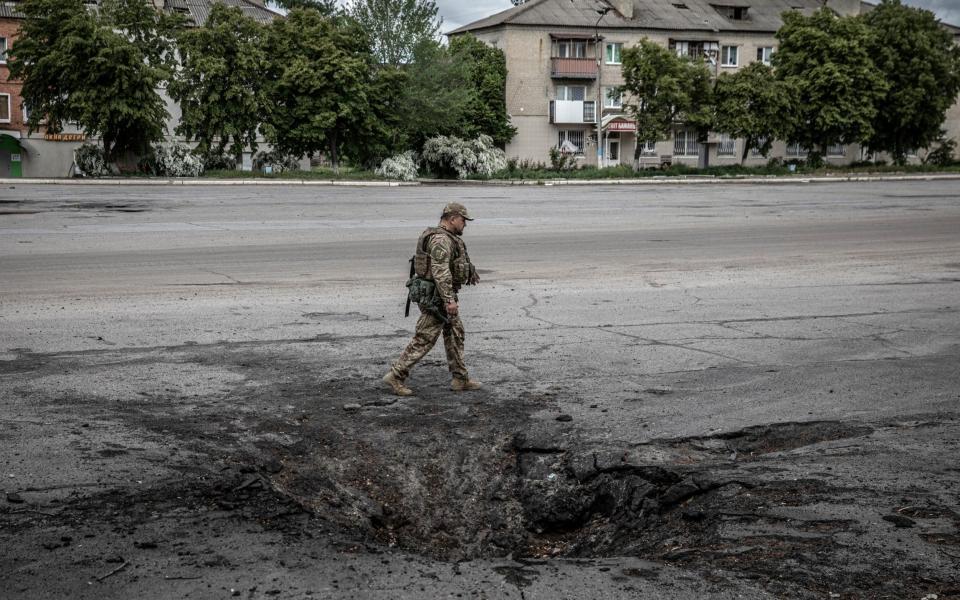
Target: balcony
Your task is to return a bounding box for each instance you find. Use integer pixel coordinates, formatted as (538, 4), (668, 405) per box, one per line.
(551, 57), (597, 79)
(550, 100), (596, 124)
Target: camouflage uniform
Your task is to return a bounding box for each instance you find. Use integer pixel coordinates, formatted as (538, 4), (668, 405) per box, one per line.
(387, 203), (479, 392)
(390, 227), (470, 381)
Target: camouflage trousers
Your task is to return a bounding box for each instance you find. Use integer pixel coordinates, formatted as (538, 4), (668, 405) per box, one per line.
(390, 306), (467, 381)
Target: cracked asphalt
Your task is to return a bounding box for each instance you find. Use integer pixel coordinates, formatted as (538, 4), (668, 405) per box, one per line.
(1, 181), (959, 599)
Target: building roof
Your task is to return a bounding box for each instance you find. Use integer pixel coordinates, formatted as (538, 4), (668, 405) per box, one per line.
(0, 1), (281, 25)
(162, 0), (281, 26)
(450, 0), (960, 36)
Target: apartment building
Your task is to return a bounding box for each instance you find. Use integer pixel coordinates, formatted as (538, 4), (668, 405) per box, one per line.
(0, 0), (279, 177)
(450, 0), (960, 168)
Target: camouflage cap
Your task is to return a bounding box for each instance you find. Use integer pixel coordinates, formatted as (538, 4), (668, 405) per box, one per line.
(442, 202), (474, 221)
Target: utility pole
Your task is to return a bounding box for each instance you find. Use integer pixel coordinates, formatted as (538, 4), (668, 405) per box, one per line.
(594, 6), (610, 168)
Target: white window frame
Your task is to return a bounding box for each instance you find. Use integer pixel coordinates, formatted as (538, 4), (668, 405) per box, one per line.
(750, 136), (769, 157)
(0, 37), (7, 64)
(558, 130), (586, 156)
(603, 87), (623, 109)
(556, 85), (587, 101)
(721, 45), (738, 67)
(605, 42), (622, 65)
(557, 40), (587, 59)
(785, 142), (808, 157)
(718, 133), (736, 156)
(757, 46), (773, 65)
(827, 143), (846, 157)
(674, 129), (700, 157)
(0, 93), (11, 123)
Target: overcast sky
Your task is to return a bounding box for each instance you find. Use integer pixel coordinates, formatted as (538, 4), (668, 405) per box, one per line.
(271, 1), (960, 34)
(433, 0), (960, 33)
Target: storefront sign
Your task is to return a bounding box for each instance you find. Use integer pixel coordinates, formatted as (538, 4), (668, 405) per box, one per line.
(607, 120), (637, 132)
(44, 133), (86, 142)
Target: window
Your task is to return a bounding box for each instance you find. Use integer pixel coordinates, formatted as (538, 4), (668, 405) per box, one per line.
(558, 130), (586, 156)
(556, 85), (586, 101)
(670, 40), (719, 61)
(0, 94), (10, 122)
(827, 143), (845, 157)
(603, 87), (622, 109)
(786, 142), (807, 157)
(674, 129), (699, 157)
(605, 42), (622, 64)
(557, 40), (587, 58)
(721, 45), (738, 67)
(583, 101), (596, 123)
(641, 140), (657, 155)
(718, 134), (736, 156)
(751, 137), (769, 157)
(0, 38), (7, 64)
(712, 5), (749, 20)
(757, 47), (773, 65)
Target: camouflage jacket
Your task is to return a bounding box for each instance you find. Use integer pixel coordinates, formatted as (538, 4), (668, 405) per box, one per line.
(414, 226), (472, 304)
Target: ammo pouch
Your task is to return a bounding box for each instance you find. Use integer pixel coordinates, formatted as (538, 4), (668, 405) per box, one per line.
(452, 256), (472, 285)
(406, 276), (436, 305)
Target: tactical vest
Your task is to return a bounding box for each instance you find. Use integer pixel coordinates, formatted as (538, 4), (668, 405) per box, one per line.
(413, 226), (473, 285)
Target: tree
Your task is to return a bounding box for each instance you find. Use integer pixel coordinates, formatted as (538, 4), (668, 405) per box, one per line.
(397, 39), (472, 149)
(273, 0), (338, 13)
(773, 9), (888, 165)
(262, 9), (382, 169)
(449, 34), (516, 148)
(618, 39), (712, 166)
(862, 0), (960, 164)
(348, 0), (441, 66)
(713, 62), (796, 164)
(9, 0), (175, 162)
(168, 4), (268, 162)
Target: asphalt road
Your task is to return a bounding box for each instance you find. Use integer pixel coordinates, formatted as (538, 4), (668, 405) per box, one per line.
(1, 181), (959, 599)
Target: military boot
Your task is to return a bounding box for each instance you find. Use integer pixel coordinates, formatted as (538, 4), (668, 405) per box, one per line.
(383, 372), (414, 396)
(451, 377), (482, 391)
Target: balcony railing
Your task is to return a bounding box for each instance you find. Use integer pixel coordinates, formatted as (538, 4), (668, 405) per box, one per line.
(549, 100), (596, 124)
(551, 57), (598, 79)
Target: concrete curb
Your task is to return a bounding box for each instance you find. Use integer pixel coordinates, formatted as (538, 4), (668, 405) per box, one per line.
(0, 178), (419, 187)
(423, 173), (960, 186)
(1, 174), (958, 186)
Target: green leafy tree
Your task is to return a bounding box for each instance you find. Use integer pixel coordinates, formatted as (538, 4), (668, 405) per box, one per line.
(9, 0), (174, 162)
(397, 39), (472, 149)
(449, 34), (516, 148)
(862, 0), (960, 164)
(348, 0), (441, 66)
(262, 9), (383, 169)
(273, 0), (337, 13)
(773, 9), (888, 165)
(618, 39), (712, 166)
(168, 4), (268, 162)
(713, 62), (796, 164)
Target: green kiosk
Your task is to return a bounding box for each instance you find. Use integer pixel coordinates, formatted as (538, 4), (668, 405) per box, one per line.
(0, 133), (24, 178)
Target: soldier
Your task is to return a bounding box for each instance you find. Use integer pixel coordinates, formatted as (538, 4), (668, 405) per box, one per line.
(383, 202), (482, 396)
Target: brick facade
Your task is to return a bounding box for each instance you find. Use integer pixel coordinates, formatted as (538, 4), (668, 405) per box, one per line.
(0, 17), (25, 133)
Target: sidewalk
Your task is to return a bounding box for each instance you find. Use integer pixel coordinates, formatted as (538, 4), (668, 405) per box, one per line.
(1, 173), (959, 186)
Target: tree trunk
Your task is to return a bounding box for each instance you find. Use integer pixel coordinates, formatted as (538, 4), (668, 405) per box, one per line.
(330, 130), (340, 173)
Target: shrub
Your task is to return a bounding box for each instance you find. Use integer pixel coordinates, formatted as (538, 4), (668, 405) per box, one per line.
(924, 134), (957, 166)
(201, 152), (238, 171)
(421, 134), (507, 179)
(253, 150), (300, 174)
(548, 147), (577, 171)
(153, 143), (204, 177)
(375, 151), (419, 181)
(74, 143), (108, 177)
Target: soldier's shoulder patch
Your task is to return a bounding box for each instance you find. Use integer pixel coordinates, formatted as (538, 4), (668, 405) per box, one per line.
(430, 241), (449, 262)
